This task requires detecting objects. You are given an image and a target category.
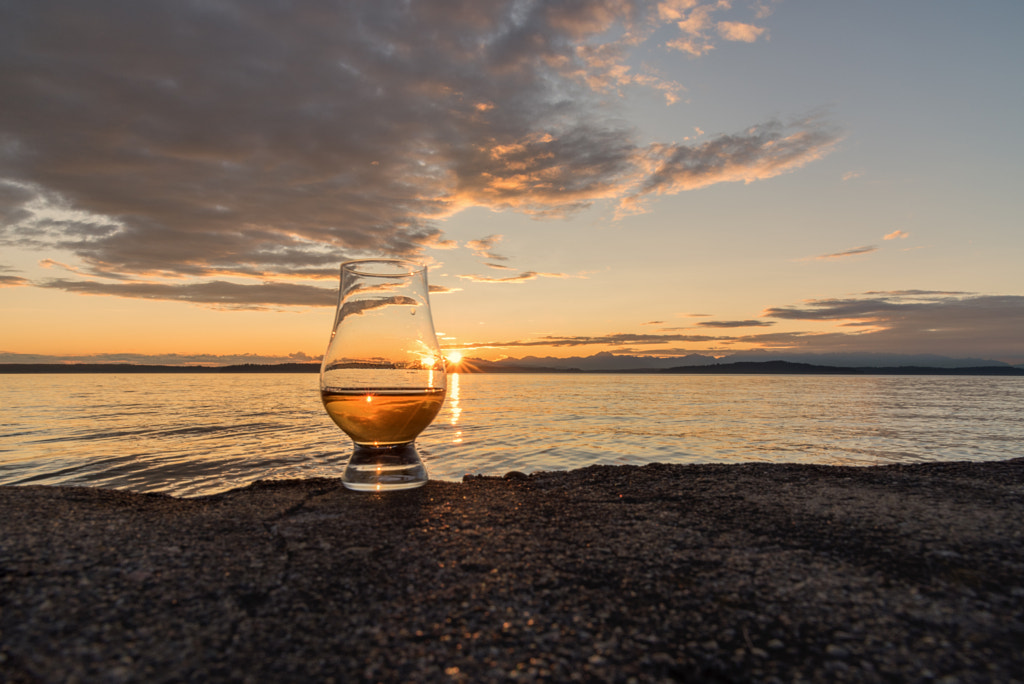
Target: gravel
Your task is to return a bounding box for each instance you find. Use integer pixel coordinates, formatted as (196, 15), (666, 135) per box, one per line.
(2, 459), (1023, 682)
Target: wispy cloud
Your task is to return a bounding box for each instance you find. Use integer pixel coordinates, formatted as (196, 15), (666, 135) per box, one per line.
(0, 351), (319, 366)
(455, 271), (572, 284)
(620, 115), (840, 215)
(0, 0), (837, 305)
(812, 245), (878, 260)
(459, 332), (728, 349)
(696, 319), (774, 328)
(0, 274), (29, 287)
(466, 235), (508, 262)
(884, 230), (909, 240)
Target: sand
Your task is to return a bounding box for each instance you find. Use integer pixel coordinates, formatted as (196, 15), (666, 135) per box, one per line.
(2, 459), (1023, 682)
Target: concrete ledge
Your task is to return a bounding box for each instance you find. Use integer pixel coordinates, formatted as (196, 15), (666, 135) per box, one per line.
(2, 459), (1023, 682)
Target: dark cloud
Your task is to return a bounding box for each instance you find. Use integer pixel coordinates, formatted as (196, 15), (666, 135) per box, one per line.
(759, 293), (1024, 362)
(1, 0), (837, 304)
(0, 351), (319, 366)
(695, 319), (774, 328)
(460, 332), (727, 349)
(0, 274), (29, 287)
(442, 293), (1023, 364)
(862, 289), (971, 297)
(40, 278), (335, 309)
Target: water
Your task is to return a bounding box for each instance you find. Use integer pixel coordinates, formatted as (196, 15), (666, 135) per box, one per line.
(1, 372), (1021, 497)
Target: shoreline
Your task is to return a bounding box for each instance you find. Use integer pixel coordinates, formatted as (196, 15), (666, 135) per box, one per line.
(3, 361), (1023, 375)
(2, 459), (1023, 681)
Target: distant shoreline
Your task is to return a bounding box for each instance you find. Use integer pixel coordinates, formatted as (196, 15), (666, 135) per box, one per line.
(2, 360), (1023, 375)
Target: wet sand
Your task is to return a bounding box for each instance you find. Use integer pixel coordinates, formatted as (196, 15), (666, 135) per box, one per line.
(2, 459), (1023, 682)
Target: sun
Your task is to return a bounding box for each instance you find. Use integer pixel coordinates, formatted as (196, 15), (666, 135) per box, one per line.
(445, 350), (463, 365)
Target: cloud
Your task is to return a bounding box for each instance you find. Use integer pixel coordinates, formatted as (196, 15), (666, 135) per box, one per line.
(455, 271), (571, 284)
(428, 285), (462, 294)
(0, 351), (320, 366)
(0, 274), (29, 287)
(466, 234), (508, 261)
(621, 115), (840, 214)
(884, 230), (909, 240)
(717, 21), (768, 43)
(40, 278), (336, 309)
(441, 291), (1023, 364)
(459, 331), (728, 349)
(695, 319), (774, 328)
(812, 245), (878, 260)
(758, 292), (1024, 362)
(664, 3), (769, 55)
(762, 292), (1013, 323)
(664, 2), (718, 56)
(1, 1), (836, 306)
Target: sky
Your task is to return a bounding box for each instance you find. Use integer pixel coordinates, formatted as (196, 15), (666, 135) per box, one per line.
(2, 0), (1023, 366)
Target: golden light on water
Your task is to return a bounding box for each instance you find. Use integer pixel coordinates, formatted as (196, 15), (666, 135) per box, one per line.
(449, 372), (462, 444)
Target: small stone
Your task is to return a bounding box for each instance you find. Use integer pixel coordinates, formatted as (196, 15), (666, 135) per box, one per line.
(825, 644), (850, 658)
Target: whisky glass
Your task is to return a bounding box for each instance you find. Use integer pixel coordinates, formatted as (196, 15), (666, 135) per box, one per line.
(320, 259), (446, 491)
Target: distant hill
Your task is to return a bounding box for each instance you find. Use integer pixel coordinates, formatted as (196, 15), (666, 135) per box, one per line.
(482, 351), (1016, 372)
(3, 357), (1021, 376)
(0, 363), (321, 374)
(661, 360), (1024, 376)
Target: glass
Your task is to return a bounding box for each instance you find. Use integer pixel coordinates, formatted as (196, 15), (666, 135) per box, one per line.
(319, 259), (446, 491)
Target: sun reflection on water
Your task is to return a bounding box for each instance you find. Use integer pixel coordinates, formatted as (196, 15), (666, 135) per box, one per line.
(449, 372), (462, 443)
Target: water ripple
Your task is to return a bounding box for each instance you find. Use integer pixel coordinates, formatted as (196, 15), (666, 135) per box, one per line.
(1, 373), (1022, 496)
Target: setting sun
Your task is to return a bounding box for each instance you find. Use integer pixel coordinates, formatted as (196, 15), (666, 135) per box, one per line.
(446, 351), (463, 365)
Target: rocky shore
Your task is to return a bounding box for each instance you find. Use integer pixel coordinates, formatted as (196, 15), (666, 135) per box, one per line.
(2, 459), (1023, 682)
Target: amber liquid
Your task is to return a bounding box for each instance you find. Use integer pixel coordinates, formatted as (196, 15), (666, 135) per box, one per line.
(321, 389), (446, 445)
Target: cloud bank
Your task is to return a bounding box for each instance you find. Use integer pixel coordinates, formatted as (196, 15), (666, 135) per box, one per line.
(448, 293), (1024, 364)
(1, 0), (836, 300)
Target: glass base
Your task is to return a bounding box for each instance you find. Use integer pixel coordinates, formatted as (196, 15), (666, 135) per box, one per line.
(342, 442), (428, 491)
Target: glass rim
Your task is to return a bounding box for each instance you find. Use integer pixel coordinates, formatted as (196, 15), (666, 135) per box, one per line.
(340, 258), (425, 277)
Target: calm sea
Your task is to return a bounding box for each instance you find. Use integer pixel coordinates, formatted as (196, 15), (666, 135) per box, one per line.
(1, 373), (1021, 497)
